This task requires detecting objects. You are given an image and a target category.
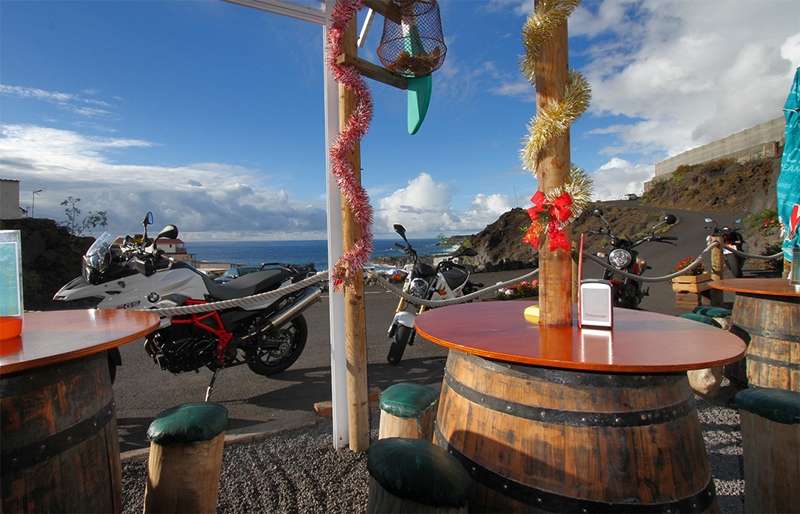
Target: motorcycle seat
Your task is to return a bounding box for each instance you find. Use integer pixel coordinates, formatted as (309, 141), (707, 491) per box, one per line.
(203, 268), (293, 301)
(441, 267), (469, 291)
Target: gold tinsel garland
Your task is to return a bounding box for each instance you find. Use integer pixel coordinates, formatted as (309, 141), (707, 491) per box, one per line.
(520, 0), (592, 176)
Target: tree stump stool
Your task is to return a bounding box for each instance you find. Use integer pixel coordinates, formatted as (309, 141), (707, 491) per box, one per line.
(680, 313), (725, 398)
(143, 402), (228, 514)
(734, 387), (800, 513)
(367, 437), (474, 514)
(378, 383), (439, 440)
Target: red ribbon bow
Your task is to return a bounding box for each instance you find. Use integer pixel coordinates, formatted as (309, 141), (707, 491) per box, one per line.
(523, 191), (573, 251)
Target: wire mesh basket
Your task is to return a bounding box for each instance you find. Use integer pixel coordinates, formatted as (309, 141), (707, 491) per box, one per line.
(377, 0), (446, 77)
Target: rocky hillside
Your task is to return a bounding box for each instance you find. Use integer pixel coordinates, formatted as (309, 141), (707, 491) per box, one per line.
(463, 156), (782, 272)
(0, 218), (95, 311)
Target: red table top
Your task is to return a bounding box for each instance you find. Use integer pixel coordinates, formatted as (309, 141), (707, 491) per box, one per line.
(0, 309), (160, 374)
(709, 278), (800, 297)
(415, 302), (746, 373)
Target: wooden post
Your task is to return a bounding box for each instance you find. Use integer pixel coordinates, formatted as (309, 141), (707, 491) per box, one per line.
(710, 236), (724, 306)
(535, 14), (572, 326)
(339, 18), (370, 452)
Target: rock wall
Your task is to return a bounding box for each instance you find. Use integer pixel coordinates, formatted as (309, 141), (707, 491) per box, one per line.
(0, 218), (94, 311)
(468, 208), (539, 272)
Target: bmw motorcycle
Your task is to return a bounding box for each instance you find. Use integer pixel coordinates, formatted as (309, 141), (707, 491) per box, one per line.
(705, 217), (745, 278)
(54, 212), (321, 397)
(386, 224), (481, 365)
(587, 209), (678, 309)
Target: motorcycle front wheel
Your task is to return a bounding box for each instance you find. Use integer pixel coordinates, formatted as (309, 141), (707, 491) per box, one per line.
(387, 324), (414, 365)
(725, 254), (744, 278)
(244, 314), (308, 376)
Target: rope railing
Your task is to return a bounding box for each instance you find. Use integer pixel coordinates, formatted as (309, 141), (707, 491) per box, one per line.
(580, 241), (720, 282)
(720, 244), (783, 261)
(144, 271), (330, 316)
(371, 268), (540, 308)
(127, 238), (786, 317)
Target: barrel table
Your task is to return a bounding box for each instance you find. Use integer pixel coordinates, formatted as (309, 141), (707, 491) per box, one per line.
(1, 309), (160, 513)
(415, 302), (746, 513)
(709, 278), (800, 392)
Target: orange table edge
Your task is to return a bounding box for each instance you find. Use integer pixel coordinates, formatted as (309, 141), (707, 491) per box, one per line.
(415, 301), (745, 373)
(0, 309), (161, 374)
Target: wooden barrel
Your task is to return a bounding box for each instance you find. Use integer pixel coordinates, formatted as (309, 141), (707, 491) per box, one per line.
(1, 351), (122, 513)
(435, 350), (717, 513)
(731, 293), (800, 392)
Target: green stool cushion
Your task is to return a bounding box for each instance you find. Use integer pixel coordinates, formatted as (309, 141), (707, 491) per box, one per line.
(147, 402), (229, 446)
(367, 438), (474, 508)
(379, 383), (439, 420)
(734, 388), (800, 425)
(692, 306), (732, 318)
(679, 313), (722, 328)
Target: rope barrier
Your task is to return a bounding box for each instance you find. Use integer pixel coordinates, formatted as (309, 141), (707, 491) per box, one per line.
(371, 268), (540, 308)
(145, 271), (330, 316)
(580, 241), (720, 282)
(720, 245), (783, 261)
(127, 239), (784, 317)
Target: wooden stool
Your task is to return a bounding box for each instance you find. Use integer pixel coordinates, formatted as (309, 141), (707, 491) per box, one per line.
(379, 383), (439, 440)
(680, 313), (725, 398)
(143, 402), (228, 514)
(734, 387), (800, 513)
(367, 437), (474, 513)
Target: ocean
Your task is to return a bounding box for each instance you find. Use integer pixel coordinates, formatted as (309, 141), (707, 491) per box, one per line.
(187, 238), (453, 272)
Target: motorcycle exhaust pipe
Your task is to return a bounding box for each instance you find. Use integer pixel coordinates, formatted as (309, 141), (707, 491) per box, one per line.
(241, 286), (322, 340)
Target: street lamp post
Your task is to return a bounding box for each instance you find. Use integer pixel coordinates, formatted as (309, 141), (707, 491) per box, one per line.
(31, 189), (42, 218)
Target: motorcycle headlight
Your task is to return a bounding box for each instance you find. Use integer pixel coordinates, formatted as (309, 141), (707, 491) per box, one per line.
(608, 249), (632, 269)
(407, 278), (429, 298)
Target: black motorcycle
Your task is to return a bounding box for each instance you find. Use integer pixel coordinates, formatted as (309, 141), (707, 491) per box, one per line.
(704, 217), (745, 278)
(587, 209), (678, 309)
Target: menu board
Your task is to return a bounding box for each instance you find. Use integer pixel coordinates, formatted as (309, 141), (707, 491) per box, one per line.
(0, 231), (23, 317)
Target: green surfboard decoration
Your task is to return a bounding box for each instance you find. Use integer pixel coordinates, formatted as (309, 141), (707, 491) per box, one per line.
(408, 75), (432, 135)
(404, 23), (432, 135)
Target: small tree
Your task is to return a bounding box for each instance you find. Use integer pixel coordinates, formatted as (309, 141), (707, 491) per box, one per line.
(60, 196), (108, 236)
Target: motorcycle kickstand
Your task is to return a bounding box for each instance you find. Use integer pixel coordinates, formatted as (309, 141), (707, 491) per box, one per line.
(204, 369), (219, 402)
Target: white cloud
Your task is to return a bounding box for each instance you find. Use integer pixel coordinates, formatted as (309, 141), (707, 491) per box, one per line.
(591, 158), (654, 201)
(1, 85), (115, 118)
(0, 124), (328, 239)
(575, 1), (798, 153)
(374, 173), (513, 236)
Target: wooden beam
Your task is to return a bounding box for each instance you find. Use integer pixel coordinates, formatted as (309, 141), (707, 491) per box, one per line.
(221, 0), (326, 25)
(536, 8), (572, 327)
(335, 54), (408, 90)
(363, 0), (401, 24)
(339, 18), (371, 453)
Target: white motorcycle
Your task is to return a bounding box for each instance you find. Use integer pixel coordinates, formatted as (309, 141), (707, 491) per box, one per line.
(54, 212), (321, 396)
(386, 224), (481, 365)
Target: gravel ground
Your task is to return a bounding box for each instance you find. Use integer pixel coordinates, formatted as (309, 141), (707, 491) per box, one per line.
(122, 380), (745, 514)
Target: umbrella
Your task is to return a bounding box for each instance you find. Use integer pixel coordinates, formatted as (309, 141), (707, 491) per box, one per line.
(777, 67), (800, 276)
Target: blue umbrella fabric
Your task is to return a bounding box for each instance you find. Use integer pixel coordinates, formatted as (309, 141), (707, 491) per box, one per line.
(777, 67), (800, 267)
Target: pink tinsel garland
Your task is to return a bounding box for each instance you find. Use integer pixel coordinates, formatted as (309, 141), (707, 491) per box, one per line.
(326, 0), (375, 292)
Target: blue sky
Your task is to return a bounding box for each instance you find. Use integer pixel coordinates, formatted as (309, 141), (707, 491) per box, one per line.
(1, 0), (798, 240)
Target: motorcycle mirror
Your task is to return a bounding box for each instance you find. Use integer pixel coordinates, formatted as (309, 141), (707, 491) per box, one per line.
(393, 224), (406, 237)
(664, 214), (677, 225)
(156, 225), (179, 241)
(142, 212), (154, 226)
(463, 248), (478, 257)
(704, 218), (714, 223)
(592, 208), (604, 217)
(734, 218), (742, 224)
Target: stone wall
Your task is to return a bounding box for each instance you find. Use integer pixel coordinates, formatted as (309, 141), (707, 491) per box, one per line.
(646, 117), (785, 191)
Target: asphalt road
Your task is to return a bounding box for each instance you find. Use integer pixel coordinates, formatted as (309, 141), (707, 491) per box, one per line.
(113, 203), (766, 454)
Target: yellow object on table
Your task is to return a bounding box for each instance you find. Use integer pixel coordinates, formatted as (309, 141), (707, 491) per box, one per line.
(523, 305), (539, 323)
